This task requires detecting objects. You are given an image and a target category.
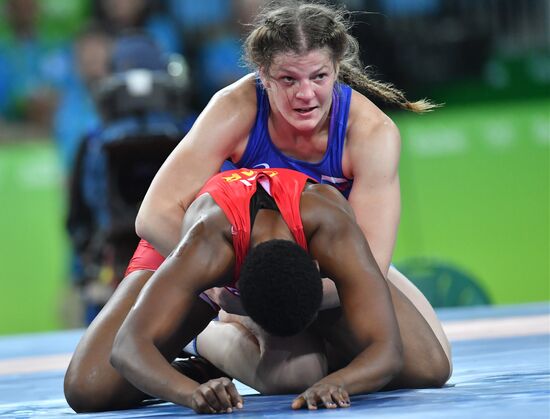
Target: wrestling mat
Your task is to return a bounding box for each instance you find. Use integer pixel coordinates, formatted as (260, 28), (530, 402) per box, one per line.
(0, 302), (548, 418)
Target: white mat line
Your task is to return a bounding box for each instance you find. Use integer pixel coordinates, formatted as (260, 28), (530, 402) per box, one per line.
(0, 314), (548, 376)
(0, 353), (72, 376)
(443, 314), (549, 341)
(0, 398), (68, 409)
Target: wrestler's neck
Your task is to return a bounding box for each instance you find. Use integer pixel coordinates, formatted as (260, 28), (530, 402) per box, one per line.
(267, 106), (331, 163)
(249, 209), (295, 248)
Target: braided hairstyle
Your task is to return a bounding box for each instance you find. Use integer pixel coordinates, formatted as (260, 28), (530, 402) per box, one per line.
(244, 0), (439, 113)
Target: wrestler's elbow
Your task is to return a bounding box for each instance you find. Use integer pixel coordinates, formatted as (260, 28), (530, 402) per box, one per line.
(376, 341), (404, 386)
(349, 346), (403, 395)
(386, 343), (404, 378)
(135, 195), (164, 238)
(110, 328), (135, 376)
(135, 202), (182, 249)
(135, 208), (152, 240)
(135, 211), (165, 245)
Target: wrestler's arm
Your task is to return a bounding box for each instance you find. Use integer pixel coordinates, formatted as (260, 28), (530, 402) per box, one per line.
(203, 277), (339, 315)
(294, 192), (403, 409)
(111, 224), (242, 414)
(135, 75), (257, 256)
(346, 93), (401, 276)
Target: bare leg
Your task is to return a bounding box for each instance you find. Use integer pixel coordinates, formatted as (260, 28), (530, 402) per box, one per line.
(196, 312), (328, 394)
(386, 266), (452, 379)
(317, 266), (452, 389)
(64, 270), (153, 412)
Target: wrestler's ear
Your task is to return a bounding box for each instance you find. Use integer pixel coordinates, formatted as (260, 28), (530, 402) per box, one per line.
(259, 67), (271, 89)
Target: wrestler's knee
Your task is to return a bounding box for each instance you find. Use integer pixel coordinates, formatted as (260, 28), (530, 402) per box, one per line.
(418, 328), (452, 387)
(399, 344), (451, 389)
(426, 348), (452, 387)
(418, 360), (450, 388)
(64, 365), (108, 412)
(64, 362), (136, 412)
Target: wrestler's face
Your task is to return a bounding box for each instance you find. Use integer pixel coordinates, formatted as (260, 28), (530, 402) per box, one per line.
(261, 48), (338, 133)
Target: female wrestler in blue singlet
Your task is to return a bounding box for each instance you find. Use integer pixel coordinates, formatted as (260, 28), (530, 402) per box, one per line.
(228, 80), (353, 198)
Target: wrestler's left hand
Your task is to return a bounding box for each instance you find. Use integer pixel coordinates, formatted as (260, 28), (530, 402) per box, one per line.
(189, 377), (244, 414)
(291, 383), (350, 410)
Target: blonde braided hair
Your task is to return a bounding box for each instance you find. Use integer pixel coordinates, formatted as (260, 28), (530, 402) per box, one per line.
(244, 0), (440, 113)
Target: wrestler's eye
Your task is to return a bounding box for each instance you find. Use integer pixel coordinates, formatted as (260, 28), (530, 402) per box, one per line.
(314, 73), (327, 80)
(281, 76), (295, 84)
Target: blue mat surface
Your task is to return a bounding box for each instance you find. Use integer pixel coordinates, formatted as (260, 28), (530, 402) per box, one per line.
(1, 303), (548, 418)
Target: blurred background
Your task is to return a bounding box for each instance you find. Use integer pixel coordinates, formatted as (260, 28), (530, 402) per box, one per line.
(0, 0), (548, 335)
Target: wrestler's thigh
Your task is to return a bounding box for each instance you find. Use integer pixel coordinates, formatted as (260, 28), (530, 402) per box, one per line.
(64, 270), (153, 412)
(387, 266), (452, 370)
(198, 313), (327, 394)
(384, 273), (451, 389)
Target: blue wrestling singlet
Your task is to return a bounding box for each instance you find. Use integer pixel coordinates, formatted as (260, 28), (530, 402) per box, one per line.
(223, 79), (354, 198)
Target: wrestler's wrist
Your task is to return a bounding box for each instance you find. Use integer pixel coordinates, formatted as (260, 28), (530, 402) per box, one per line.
(173, 379), (201, 409)
(177, 388), (195, 409)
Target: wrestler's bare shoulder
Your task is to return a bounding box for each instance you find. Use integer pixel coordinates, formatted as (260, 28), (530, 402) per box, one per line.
(342, 89), (401, 177)
(199, 74), (258, 160)
(301, 183), (356, 224)
(210, 73), (258, 115)
(182, 193), (233, 241)
(347, 89), (399, 140)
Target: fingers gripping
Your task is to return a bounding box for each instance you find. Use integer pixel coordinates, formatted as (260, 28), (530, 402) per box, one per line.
(191, 377), (243, 414)
(292, 383), (350, 410)
(334, 387), (351, 408)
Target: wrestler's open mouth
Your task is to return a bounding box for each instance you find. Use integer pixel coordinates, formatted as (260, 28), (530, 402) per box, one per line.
(295, 106), (317, 114)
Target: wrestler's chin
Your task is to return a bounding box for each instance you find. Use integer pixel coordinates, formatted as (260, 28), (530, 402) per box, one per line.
(288, 111), (323, 132)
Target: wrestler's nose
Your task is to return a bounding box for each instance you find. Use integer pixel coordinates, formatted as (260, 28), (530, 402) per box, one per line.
(296, 81), (315, 100)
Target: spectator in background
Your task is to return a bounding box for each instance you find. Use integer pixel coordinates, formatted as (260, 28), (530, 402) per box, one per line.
(0, 0), (72, 130)
(168, 0), (265, 109)
(95, 0), (182, 56)
(54, 27), (111, 321)
(167, 0), (231, 36)
(53, 26), (112, 172)
(192, 0), (265, 107)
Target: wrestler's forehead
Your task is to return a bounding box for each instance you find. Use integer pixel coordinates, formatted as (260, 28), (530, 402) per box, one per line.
(270, 49), (333, 73)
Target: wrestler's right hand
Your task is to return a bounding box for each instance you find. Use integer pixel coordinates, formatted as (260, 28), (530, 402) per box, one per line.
(189, 377), (244, 414)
